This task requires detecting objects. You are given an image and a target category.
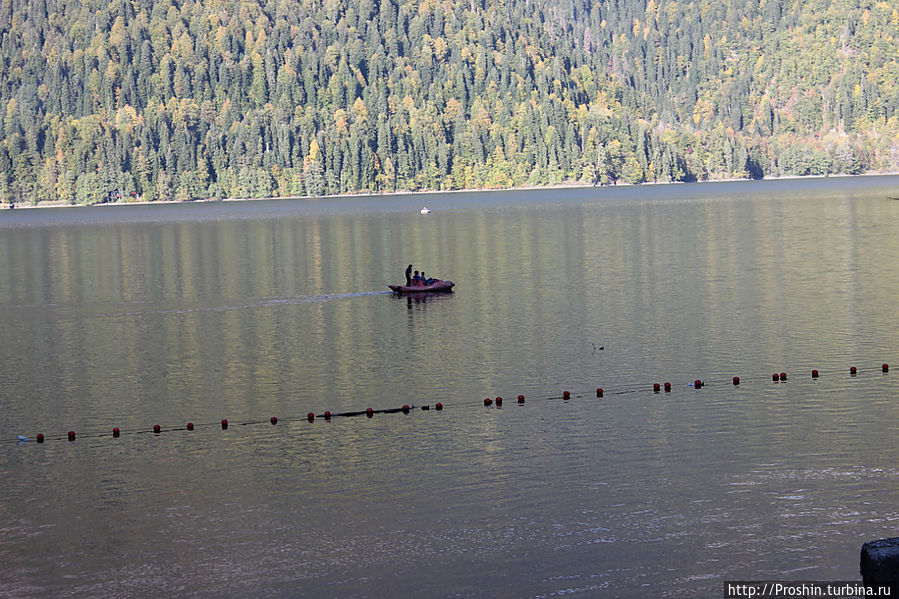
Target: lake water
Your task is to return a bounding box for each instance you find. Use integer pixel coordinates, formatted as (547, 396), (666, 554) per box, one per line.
(2, 176), (899, 598)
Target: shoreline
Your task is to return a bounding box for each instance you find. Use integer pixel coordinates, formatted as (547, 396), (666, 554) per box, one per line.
(7, 171), (899, 210)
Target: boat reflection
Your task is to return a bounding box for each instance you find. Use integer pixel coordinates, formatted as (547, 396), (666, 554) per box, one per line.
(392, 290), (455, 308)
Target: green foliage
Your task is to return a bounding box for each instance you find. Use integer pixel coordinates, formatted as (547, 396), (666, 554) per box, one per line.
(2, 0), (899, 204)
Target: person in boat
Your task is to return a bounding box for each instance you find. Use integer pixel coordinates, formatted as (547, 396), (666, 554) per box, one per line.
(405, 264), (413, 286)
(412, 270), (421, 285)
(420, 272), (429, 286)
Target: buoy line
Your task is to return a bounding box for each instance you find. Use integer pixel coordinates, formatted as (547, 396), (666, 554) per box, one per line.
(6, 362), (892, 445)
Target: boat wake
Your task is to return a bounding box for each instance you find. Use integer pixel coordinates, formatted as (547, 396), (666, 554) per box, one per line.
(6, 291), (394, 321)
(236, 290), (394, 308)
(202, 290), (394, 313)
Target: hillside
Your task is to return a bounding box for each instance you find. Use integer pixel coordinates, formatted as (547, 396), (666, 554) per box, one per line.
(1, 0), (898, 204)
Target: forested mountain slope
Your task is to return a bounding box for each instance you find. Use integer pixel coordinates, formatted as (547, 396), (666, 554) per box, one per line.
(2, 0), (898, 204)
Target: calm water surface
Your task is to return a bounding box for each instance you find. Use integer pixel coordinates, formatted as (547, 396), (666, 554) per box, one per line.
(2, 176), (899, 598)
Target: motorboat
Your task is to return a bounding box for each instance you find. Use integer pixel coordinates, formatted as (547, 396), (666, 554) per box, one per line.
(388, 279), (454, 293)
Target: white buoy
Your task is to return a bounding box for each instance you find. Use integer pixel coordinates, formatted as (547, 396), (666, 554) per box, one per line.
(420, 206), (431, 214)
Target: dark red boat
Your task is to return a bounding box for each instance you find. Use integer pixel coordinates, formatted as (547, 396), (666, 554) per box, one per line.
(388, 279), (454, 293)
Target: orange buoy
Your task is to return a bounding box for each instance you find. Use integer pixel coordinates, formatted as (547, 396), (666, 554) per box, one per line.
(495, 397), (503, 406)
(653, 383), (661, 393)
(780, 372), (787, 381)
(36, 433), (44, 443)
(772, 373), (780, 382)
(324, 410), (332, 420)
(733, 376), (740, 385)
(187, 422), (194, 431)
(68, 431), (76, 441)
(664, 382), (671, 392)
(271, 416), (278, 425)
(153, 424), (161, 434)
(113, 427), (120, 437)
(596, 388), (604, 397)
(307, 412), (315, 422)
(402, 404), (410, 413)
(563, 391), (571, 399)
(484, 398), (493, 406)
(883, 363), (890, 373)
(221, 419), (228, 430)
(366, 407), (374, 418)
(850, 366), (858, 375)
(435, 402), (443, 410)
(694, 379), (702, 388)
(811, 369), (819, 378)
(518, 395), (525, 404)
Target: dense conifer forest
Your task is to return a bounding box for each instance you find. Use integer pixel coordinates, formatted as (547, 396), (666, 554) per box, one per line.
(1, 0), (898, 205)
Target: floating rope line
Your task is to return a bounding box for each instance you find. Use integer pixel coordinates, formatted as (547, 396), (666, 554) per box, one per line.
(6, 362), (892, 445)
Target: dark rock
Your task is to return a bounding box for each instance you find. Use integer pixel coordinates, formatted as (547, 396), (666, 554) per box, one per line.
(861, 537), (899, 590)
